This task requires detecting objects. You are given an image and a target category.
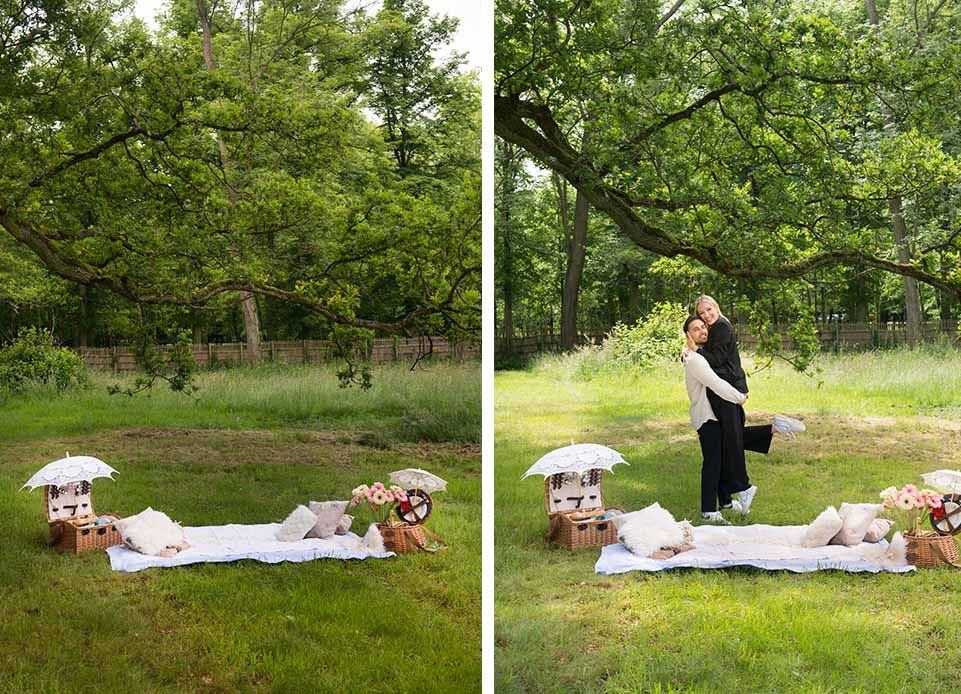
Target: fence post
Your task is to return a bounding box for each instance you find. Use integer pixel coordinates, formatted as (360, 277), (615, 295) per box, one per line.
(303, 338), (308, 364)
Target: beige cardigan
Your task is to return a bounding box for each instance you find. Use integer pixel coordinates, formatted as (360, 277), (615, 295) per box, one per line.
(684, 351), (747, 431)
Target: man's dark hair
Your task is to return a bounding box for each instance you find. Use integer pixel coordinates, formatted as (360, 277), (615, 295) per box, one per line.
(683, 315), (703, 333)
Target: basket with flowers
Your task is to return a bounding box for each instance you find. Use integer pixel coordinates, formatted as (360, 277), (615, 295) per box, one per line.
(350, 482), (429, 553)
(880, 485), (959, 568)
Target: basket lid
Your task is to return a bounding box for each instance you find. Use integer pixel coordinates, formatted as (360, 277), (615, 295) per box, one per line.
(44, 481), (96, 522)
(544, 471), (604, 514)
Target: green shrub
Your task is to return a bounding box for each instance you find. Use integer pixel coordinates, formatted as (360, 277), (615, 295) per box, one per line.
(605, 302), (688, 367)
(0, 327), (88, 392)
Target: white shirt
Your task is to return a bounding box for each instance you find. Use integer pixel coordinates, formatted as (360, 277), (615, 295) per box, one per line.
(684, 351), (747, 431)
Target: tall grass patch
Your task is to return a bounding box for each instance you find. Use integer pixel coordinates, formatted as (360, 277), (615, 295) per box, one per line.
(0, 361), (480, 444)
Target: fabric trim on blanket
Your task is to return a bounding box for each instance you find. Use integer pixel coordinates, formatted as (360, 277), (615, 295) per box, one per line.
(594, 523), (914, 575)
(106, 523), (394, 572)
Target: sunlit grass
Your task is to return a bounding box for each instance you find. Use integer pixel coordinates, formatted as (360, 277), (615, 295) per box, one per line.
(0, 362), (480, 692)
(495, 349), (961, 693)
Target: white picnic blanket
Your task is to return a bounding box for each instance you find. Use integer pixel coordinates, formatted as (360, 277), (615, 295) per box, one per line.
(595, 523), (914, 575)
(106, 523), (394, 572)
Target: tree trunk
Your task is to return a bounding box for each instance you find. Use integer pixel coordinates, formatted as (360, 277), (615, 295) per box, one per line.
(198, 0), (260, 364)
(560, 189), (588, 349)
(76, 284), (88, 348)
(497, 141), (518, 353)
(867, 0), (923, 347)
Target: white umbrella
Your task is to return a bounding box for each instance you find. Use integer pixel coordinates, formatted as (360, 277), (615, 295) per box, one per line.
(521, 443), (629, 479)
(21, 454), (119, 491)
(389, 468), (447, 494)
(922, 470), (961, 494)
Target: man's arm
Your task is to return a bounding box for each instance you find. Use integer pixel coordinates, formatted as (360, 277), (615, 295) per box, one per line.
(686, 353), (746, 404)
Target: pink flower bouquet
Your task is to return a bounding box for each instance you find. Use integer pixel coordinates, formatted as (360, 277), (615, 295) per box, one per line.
(350, 482), (403, 524)
(880, 484), (943, 535)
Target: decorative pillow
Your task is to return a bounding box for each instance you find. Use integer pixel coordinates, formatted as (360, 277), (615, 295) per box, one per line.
(863, 517), (894, 543)
(114, 507), (187, 556)
(276, 505), (318, 542)
(830, 503), (883, 546)
(306, 500), (348, 539)
(335, 514), (354, 535)
(801, 506), (844, 548)
(615, 503), (685, 558)
(612, 503), (662, 532)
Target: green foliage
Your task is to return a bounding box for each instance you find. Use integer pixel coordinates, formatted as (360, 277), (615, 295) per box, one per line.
(107, 329), (198, 398)
(0, 0), (480, 382)
(495, 0), (961, 362)
(0, 327), (87, 393)
(605, 302), (689, 368)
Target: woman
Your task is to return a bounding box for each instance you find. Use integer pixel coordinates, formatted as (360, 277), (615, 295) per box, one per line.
(694, 295), (747, 394)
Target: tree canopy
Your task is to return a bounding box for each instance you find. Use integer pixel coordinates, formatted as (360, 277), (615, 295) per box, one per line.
(0, 0), (479, 355)
(495, 0), (961, 317)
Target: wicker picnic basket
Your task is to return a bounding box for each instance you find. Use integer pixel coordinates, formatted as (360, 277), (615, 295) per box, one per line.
(44, 481), (122, 554)
(377, 523), (447, 554)
(904, 530), (961, 568)
(544, 471), (618, 550)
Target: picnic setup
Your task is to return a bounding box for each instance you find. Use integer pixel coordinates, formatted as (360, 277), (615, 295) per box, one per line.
(21, 455), (448, 573)
(524, 443), (961, 575)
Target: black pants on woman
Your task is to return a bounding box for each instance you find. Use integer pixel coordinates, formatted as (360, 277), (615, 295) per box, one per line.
(697, 391), (773, 512)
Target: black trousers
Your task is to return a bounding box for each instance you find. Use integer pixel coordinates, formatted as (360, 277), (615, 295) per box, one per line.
(696, 406), (773, 512)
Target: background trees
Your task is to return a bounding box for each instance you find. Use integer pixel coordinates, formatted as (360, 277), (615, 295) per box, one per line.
(0, 0), (479, 361)
(495, 0), (961, 351)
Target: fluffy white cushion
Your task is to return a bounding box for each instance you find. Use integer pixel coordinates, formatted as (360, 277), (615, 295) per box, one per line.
(335, 514), (353, 535)
(801, 506), (844, 548)
(830, 502), (882, 546)
(615, 503), (685, 557)
(114, 507), (186, 556)
(863, 517), (894, 543)
(363, 523), (385, 553)
(612, 502), (663, 531)
(276, 505), (318, 542)
(306, 500), (348, 539)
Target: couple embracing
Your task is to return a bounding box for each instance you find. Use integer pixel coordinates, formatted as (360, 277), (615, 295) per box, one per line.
(681, 295), (805, 523)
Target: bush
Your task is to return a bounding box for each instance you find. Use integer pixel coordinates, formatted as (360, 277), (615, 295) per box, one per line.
(531, 302), (689, 381)
(604, 302), (689, 368)
(0, 327), (88, 393)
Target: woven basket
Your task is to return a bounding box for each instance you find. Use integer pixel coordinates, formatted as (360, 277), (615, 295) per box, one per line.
(905, 530), (961, 568)
(377, 523), (447, 554)
(49, 515), (122, 555)
(543, 476), (618, 550)
(44, 482), (122, 555)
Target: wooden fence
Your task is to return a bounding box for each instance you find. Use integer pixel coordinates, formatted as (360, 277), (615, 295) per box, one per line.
(495, 321), (960, 356)
(78, 337), (479, 372)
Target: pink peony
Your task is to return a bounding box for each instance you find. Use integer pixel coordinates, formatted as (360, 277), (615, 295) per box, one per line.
(371, 482), (386, 491)
(914, 496), (927, 509)
(395, 489), (409, 503)
(904, 484), (918, 494)
(928, 496), (943, 509)
(384, 491), (394, 504)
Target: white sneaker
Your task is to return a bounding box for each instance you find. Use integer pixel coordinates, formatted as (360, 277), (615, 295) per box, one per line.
(736, 486), (757, 514)
(774, 414), (806, 438)
(701, 511), (730, 524)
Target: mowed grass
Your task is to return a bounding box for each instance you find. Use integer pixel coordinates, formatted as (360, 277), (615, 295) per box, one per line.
(0, 362), (480, 693)
(495, 349), (961, 693)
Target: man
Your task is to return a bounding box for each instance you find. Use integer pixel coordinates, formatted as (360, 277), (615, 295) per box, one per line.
(682, 315), (805, 523)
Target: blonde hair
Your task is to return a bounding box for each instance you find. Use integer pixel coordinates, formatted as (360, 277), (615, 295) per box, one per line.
(694, 294), (725, 320)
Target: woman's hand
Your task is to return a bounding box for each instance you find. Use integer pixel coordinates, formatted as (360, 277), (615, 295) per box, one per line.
(680, 346), (691, 363)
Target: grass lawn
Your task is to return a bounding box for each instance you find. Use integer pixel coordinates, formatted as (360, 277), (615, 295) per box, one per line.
(0, 362), (480, 693)
(495, 349), (961, 693)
